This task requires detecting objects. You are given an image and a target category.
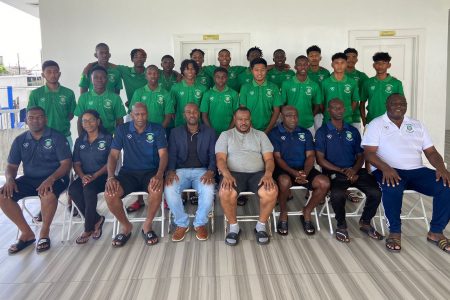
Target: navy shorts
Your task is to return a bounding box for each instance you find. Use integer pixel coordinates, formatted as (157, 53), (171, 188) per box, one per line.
(9, 175), (69, 202)
(116, 169), (158, 197)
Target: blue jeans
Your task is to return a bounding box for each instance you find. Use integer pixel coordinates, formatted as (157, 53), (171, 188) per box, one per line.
(373, 167), (450, 234)
(164, 168), (215, 227)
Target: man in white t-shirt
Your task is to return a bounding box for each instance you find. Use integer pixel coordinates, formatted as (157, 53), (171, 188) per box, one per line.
(362, 94), (450, 254)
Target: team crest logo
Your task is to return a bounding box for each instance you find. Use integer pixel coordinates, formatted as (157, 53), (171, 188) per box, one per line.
(319, 75), (324, 81)
(229, 72), (236, 79)
(141, 96), (147, 101)
(80, 144), (86, 150)
(224, 95), (231, 104)
(298, 133), (305, 141)
(44, 138), (53, 149)
(281, 136), (286, 140)
(249, 91), (255, 96)
(246, 78), (251, 82)
(104, 99), (112, 109)
(157, 95), (164, 104)
(98, 140), (106, 150)
(266, 89), (273, 97)
(88, 101), (94, 106)
(385, 84), (393, 93)
(345, 131), (353, 141)
(179, 91), (185, 96)
(201, 78), (207, 84)
(305, 86), (312, 96)
(286, 75), (291, 80)
(291, 87), (297, 92)
(59, 95), (66, 105)
(405, 124), (414, 133)
(370, 85), (376, 91)
(344, 84), (351, 94)
(23, 142), (29, 148)
(108, 74), (115, 82)
(126, 134), (132, 139)
(131, 74), (136, 78)
(39, 97), (46, 103)
(146, 133), (154, 143)
(271, 75), (276, 79)
(194, 89), (202, 98)
(330, 86), (336, 92)
(326, 134), (332, 139)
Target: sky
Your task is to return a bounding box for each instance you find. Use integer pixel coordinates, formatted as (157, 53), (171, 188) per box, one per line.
(0, 2), (42, 70)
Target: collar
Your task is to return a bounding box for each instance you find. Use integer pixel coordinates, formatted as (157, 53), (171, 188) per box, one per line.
(130, 66), (146, 75)
(82, 131), (105, 142)
(44, 84), (61, 93)
(252, 79), (267, 87)
(144, 85), (161, 92)
(25, 127), (52, 140)
(212, 86), (229, 93)
(90, 89), (107, 97)
(182, 80), (195, 87)
(382, 112), (410, 126)
(329, 73), (348, 82)
(326, 121), (350, 131)
(293, 76), (310, 84)
(277, 122), (302, 134)
(375, 74), (392, 82)
(129, 121), (151, 133)
(185, 124), (201, 134)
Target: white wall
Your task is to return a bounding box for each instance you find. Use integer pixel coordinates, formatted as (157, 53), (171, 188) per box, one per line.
(39, 0), (450, 152)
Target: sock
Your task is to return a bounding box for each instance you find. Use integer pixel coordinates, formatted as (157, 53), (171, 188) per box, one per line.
(255, 221), (266, 232)
(229, 223), (240, 234)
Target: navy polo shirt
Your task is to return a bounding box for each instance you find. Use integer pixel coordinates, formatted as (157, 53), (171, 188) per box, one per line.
(268, 123), (314, 169)
(8, 127), (72, 178)
(111, 121), (167, 172)
(315, 122), (363, 169)
(73, 132), (113, 174)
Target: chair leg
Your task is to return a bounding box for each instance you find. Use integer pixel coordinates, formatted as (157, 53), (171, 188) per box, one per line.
(313, 207), (321, 231)
(160, 200), (165, 238)
(325, 197), (333, 234)
(419, 196), (430, 231)
(272, 209), (278, 232)
(61, 201), (67, 243)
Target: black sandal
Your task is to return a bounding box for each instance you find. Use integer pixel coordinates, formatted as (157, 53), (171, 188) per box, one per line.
(254, 228), (270, 245)
(335, 228), (350, 243)
(225, 230), (241, 246)
(277, 220), (288, 235)
(300, 215), (315, 235)
(92, 216), (105, 240)
(112, 232), (131, 248)
(76, 232), (92, 244)
(8, 239), (36, 254)
(36, 238), (51, 253)
(141, 229), (159, 246)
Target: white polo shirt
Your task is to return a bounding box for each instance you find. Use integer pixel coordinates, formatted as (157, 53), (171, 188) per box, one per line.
(361, 113), (433, 171)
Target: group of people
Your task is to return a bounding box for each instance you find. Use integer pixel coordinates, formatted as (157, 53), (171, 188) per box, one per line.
(0, 43), (449, 256)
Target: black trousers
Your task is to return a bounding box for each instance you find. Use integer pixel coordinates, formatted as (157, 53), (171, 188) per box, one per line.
(327, 168), (381, 228)
(68, 174), (107, 232)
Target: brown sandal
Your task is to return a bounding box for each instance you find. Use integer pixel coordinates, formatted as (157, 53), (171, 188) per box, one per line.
(76, 232), (92, 244)
(385, 237), (401, 252)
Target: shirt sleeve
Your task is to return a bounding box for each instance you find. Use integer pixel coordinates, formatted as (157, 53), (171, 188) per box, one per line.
(74, 95), (85, 117)
(398, 80), (405, 96)
(305, 130), (314, 151)
(272, 85), (282, 107)
(55, 133), (72, 161)
(128, 89), (139, 114)
(72, 138), (81, 162)
(69, 89), (76, 115)
(215, 131), (228, 154)
(352, 82), (360, 102)
(7, 136), (22, 165)
(314, 128), (326, 153)
(111, 126), (124, 150)
(260, 131), (274, 153)
(79, 73), (89, 88)
(268, 130), (280, 152)
(200, 91), (210, 113)
(361, 121), (380, 147)
(27, 90), (37, 109)
(312, 83), (322, 105)
(353, 129), (364, 154)
(360, 80), (369, 102)
(421, 123), (434, 150)
(113, 95), (127, 119)
(164, 91), (175, 114)
(239, 85), (248, 107)
(155, 125), (168, 150)
(280, 82), (288, 105)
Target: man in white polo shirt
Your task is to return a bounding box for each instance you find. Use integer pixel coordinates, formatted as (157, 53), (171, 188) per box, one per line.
(362, 94), (450, 254)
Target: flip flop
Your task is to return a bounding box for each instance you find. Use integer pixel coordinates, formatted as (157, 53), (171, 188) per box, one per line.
(141, 229), (159, 246)
(8, 239), (36, 254)
(335, 228), (350, 243)
(76, 232), (92, 244)
(427, 237), (450, 253)
(277, 220), (288, 235)
(360, 225), (384, 240)
(36, 238), (51, 253)
(225, 230), (241, 246)
(112, 232), (131, 248)
(385, 237), (401, 253)
(300, 215), (315, 235)
(92, 216), (106, 240)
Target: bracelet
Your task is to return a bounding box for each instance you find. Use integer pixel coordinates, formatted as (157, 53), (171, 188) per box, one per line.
(106, 176), (116, 181)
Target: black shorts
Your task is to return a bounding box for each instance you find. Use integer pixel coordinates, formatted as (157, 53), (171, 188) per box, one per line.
(10, 175), (69, 202)
(116, 169), (158, 197)
(273, 167), (322, 190)
(220, 171), (265, 194)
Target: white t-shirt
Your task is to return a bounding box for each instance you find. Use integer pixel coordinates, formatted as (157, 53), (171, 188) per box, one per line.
(361, 113), (433, 171)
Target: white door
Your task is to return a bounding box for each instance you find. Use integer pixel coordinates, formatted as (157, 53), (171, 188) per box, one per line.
(350, 30), (424, 119)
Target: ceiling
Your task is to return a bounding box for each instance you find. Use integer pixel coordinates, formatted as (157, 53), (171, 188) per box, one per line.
(1, 0), (39, 18)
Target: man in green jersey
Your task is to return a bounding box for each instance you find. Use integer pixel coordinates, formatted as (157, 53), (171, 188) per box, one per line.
(75, 65), (126, 135)
(281, 55), (321, 135)
(201, 67), (239, 135)
(171, 59), (207, 127)
(360, 52), (404, 126)
(237, 46), (263, 91)
(190, 49), (213, 89)
(344, 48), (369, 131)
(321, 53), (359, 124)
(268, 49), (295, 89)
(240, 57), (282, 134)
(129, 65), (173, 128)
(158, 55), (181, 92)
(28, 60), (76, 145)
(79, 43), (122, 95)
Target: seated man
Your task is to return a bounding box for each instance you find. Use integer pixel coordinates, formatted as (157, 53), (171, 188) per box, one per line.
(315, 98), (383, 243)
(216, 107), (278, 246)
(164, 103), (216, 242)
(363, 94), (450, 253)
(269, 106), (330, 235)
(104, 102), (168, 247)
(0, 107), (72, 253)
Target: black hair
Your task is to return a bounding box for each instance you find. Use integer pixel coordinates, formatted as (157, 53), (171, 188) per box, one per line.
(161, 54), (174, 61)
(190, 49), (205, 57)
(344, 48), (358, 56)
(386, 93), (406, 106)
(295, 55), (308, 64)
(27, 106), (46, 115)
(95, 43), (109, 51)
(41, 60), (59, 71)
(246, 46), (263, 59)
(273, 49), (285, 55)
(90, 65), (108, 75)
(80, 109), (108, 134)
(373, 52), (392, 62)
(306, 45), (321, 55)
(146, 64), (159, 72)
(234, 106), (251, 115)
(130, 48), (147, 60)
(218, 49), (230, 55)
(250, 57), (267, 69)
(180, 59), (199, 75)
(332, 52), (348, 61)
(214, 67), (228, 76)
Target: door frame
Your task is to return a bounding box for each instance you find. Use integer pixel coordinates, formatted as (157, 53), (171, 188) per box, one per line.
(173, 33), (251, 66)
(349, 29), (425, 120)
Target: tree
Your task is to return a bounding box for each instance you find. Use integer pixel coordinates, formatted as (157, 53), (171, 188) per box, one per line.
(0, 64), (7, 74)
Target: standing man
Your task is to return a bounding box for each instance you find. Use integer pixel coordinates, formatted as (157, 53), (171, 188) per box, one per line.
(363, 94), (450, 253)
(237, 46), (264, 91)
(165, 103), (216, 242)
(216, 107), (278, 246)
(267, 49), (295, 89)
(0, 107), (72, 253)
(360, 52), (404, 126)
(74, 65), (126, 135)
(104, 103), (168, 247)
(306, 45), (330, 86)
(239, 58), (282, 134)
(158, 55), (181, 92)
(315, 99), (383, 243)
(190, 49), (213, 89)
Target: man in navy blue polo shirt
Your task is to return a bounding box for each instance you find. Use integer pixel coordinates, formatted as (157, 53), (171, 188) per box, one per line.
(269, 106), (330, 236)
(315, 98), (383, 243)
(0, 107), (72, 254)
(104, 102), (168, 247)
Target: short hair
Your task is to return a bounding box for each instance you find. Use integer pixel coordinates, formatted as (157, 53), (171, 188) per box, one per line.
(306, 45), (321, 55)
(373, 52), (392, 62)
(344, 48), (358, 56)
(328, 98), (344, 107)
(190, 48), (205, 57)
(332, 52), (348, 61)
(27, 106), (46, 115)
(180, 59), (199, 75)
(273, 49), (285, 56)
(234, 106), (251, 115)
(218, 49), (230, 55)
(91, 65), (108, 75)
(184, 102), (199, 111)
(130, 48), (147, 60)
(214, 67), (228, 76)
(146, 65), (159, 72)
(95, 43), (109, 51)
(161, 54), (174, 61)
(246, 46), (263, 59)
(386, 93), (406, 106)
(295, 55), (308, 64)
(41, 60), (59, 71)
(250, 57), (267, 69)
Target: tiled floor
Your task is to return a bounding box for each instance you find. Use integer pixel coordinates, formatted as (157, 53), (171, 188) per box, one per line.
(0, 132), (449, 300)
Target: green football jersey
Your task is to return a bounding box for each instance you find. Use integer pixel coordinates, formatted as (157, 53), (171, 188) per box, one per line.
(267, 68), (295, 89)
(170, 80), (207, 127)
(79, 64), (123, 93)
(116, 65), (147, 102)
(307, 67), (330, 85)
(129, 85), (174, 124)
(345, 69), (369, 123)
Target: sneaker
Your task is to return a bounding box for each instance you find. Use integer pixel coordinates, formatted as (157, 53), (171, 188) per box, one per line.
(126, 200), (144, 213)
(172, 226), (189, 242)
(195, 225), (209, 241)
